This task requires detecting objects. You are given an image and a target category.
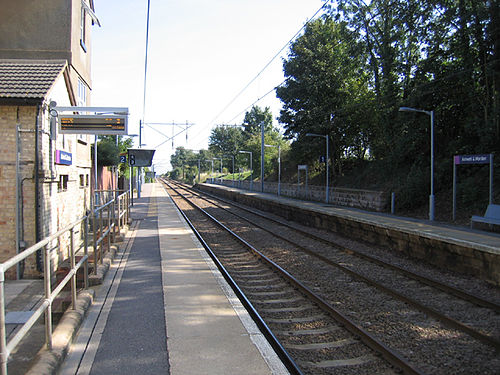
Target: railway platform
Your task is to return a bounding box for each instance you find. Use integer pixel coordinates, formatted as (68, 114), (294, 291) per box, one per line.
(197, 182), (500, 286)
(8, 182), (288, 375)
(59, 182), (288, 375)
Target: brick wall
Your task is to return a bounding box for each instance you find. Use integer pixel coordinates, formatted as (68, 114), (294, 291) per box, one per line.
(38, 106), (91, 277)
(0, 104), (92, 279)
(0, 106), (38, 278)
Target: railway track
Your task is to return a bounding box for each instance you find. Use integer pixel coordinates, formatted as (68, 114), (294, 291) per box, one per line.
(183, 183), (500, 344)
(161, 179), (500, 374)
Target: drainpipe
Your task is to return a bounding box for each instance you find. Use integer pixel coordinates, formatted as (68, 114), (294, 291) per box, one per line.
(15, 123), (20, 279)
(35, 104), (42, 272)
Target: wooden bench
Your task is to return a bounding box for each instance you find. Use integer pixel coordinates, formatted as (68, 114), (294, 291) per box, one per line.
(471, 204), (500, 229)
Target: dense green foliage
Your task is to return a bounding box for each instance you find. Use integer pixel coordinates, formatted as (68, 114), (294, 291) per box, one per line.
(170, 106), (288, 183)
(172, 1), (499, 216)
(275, 0), (499, 209)
(94, 136), (134, 179)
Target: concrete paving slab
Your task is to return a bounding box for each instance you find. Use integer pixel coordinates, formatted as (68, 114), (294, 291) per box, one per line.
(5, 311), (34, 324)
(4, 280), (39, 307)
(164, 303), (252, 338)
(167, 335), (275, 375)
(163, 283), (234, 306)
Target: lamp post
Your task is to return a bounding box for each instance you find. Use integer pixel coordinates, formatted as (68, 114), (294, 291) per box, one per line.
(399, 106), (435, 221)
(264, 144), (281, 196)
(261, 122), (265, 192)
(239, 150), (253, 191)
(224, 154), (235, 187)
(213, 158), (222, 184)
(219, 157), (223, 183)
(306, 133), (329, 203)
(205, 159), (214, 183)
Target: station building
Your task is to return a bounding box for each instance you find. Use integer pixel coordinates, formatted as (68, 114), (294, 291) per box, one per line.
(0, 0), (99, 278)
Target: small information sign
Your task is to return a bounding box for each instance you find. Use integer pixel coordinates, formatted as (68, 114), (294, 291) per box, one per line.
(454, 154), (492, 165)
(55, 150), (72, 165)
(452, 153), (494, 220)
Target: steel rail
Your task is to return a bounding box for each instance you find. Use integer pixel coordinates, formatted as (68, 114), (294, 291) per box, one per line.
(175, 181), (500, 350)
(162, 179), (426, 375)
(160, 181), (304, 375)
(187, 182), (500, 313)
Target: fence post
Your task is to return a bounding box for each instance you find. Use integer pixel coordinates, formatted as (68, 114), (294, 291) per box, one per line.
(99, 207), (103, 264)
(93, 208), (98, 274)
(127, 191), (130, 224)
(84, 216), (89, 289)
(70, 228), (76, 310)
(0, 268), (7, 375)
(118, 194), (122, 231)
(43, 244), (53, 349)
(112, 197), (116, 241)
(107, 203), (112, 252)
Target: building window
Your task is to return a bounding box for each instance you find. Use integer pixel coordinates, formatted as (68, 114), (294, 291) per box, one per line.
(77, 79), (87, 107)
(77, 79), (88, 142)
(80, 174), (89, 188)
(80, 6), (87, 52)
(58, 175), (69, 192)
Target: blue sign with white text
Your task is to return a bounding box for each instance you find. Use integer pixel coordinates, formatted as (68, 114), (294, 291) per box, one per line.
(55, 150), (72, 165)
(454, 154), (492, 165)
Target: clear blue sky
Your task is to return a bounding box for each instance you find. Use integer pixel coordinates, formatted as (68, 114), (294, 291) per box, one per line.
(91, 0), (326, 172)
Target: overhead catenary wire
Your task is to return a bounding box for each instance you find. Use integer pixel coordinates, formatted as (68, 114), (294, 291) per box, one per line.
(225, 78), (289, 125)
(208, 2), (328, 128)
(221, 28), (500, 129)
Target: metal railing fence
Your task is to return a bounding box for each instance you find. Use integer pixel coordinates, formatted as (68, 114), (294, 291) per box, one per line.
(0, 216), (89, 375)
(0, 189), (131, 375)
(91, 190), (130, 273)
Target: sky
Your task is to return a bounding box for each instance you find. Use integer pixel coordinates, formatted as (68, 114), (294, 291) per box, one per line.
(91, 0), (327, 173)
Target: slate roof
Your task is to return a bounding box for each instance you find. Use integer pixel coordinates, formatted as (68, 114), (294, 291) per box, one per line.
(0, 60), (67, 100)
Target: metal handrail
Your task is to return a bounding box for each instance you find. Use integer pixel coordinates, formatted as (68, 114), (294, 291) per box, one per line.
(0, 189), (131, 375)
(90, 191), (129, 273)
(0, 216), (89, 375)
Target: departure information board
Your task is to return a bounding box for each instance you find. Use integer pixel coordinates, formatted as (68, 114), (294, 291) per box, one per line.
(59, 115), (128, 135)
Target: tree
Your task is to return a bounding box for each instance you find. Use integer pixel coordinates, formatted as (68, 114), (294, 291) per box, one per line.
(170, 147), (196, 180)
(242, 106), (273, 135)
(239, 106), (287, 179)
(313, 0), (500, 210)
(276, 16), (372, 175)
(208, 125), (243, 158)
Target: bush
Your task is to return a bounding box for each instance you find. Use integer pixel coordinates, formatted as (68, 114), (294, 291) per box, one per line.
(395, 163), (428, 210)
(96, 139), (120, 166)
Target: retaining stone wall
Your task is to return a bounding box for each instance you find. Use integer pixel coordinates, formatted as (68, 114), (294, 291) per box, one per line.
(198, 183), (500, 286)
(213, 179), (387, 212)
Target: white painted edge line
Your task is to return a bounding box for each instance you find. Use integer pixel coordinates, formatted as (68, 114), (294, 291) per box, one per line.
(160, 184), (290, 375)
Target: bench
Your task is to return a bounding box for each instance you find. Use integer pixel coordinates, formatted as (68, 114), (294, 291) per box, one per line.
(471, 204), (500, 229)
